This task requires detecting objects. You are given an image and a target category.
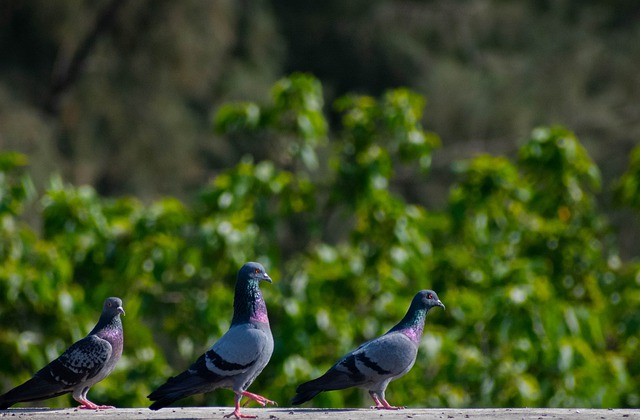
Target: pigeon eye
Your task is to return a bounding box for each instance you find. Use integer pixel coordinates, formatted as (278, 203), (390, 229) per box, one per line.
(427, 293), (433, 299)
(255, 268), (260, 274)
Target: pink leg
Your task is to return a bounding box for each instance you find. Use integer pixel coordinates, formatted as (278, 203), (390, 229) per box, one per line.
(241, 391), (278, 407)
(224, 394), (256, 419)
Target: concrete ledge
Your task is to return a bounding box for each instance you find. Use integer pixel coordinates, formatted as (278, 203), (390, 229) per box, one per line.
(0, 407), (637, 419)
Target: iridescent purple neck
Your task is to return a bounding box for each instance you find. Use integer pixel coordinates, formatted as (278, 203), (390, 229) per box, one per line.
(232, 280), (269, 325)
(94, 316), (124, 355)
(398, 323), (424, 343)
(96, 315), (122, 335)
(250, 292), (269, 324)
(389, 304), (427, 343)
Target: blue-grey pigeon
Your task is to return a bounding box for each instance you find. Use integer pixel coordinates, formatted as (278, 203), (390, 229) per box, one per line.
(0, 297), (125, 410)
(291, 290), (444, 409)
(148, 262), (275, 419)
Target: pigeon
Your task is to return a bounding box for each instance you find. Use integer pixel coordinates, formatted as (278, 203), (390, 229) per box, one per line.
(0, 297), (125, 410)
(291, 289), (444, 410)
(148, 262), (275, 419)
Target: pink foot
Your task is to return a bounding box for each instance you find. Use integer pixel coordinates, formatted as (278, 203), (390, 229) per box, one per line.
(223, 408), (256, 419)
(373, 404), (405, 410)
(369, 395), (404, 410)
(241, 391), (278, 407)
(76, 399), (114, 409)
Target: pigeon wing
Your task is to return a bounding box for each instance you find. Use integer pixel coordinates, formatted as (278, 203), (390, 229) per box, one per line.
(317, 334), (410, 390)
(0, 335), (111, 408)
(199, 324), (266, 378)
(352, 332), (418, 379)
(41, 335), (112, 388)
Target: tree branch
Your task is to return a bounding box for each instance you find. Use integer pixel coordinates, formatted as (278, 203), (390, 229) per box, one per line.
(43, 0), (127, 115)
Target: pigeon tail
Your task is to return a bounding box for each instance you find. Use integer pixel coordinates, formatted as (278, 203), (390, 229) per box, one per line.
(291, 361), (392, 407)
(291, 369), (357, 405)
(148, 385), (192, 411)
(149, 395), (180, 411)
(0, 392), (68, 410)
(0, 375), (69, 409)
(290, 389), (322, 406)
(148, 370), (214, 410)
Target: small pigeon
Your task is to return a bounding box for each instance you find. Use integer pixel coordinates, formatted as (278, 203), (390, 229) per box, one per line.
(0, 297), (125, 410)
(291, 289), (444, 409)
(148, 262), (275, 419)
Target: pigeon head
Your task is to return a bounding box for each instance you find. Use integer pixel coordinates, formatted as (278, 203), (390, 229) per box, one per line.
(233, 262), (272, 325)
(417, 290), (445, 311)
(89, 297), (124, 336)
(104, 297), (126, 317)
(238, 262), (272, 284)
(389, 290), (444, 342)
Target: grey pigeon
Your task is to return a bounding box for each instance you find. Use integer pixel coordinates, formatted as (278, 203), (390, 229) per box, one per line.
(291, 290), (444, 409)
(0, 297), (125, 410)
(148, 262), (275, 419)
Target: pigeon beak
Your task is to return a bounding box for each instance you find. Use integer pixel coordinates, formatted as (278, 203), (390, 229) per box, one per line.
(117, 306), (126, 316)
(262, 273), (273, 283)
(436, 300), (445, 310)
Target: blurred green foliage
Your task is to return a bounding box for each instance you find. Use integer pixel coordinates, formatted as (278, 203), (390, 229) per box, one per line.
(0, 75), (639, 410)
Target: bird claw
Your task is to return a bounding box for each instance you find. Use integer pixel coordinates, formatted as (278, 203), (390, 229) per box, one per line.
(241, 391), (277, 407)
(371, 405), (405, 410)
(243, 398), (278, 408)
